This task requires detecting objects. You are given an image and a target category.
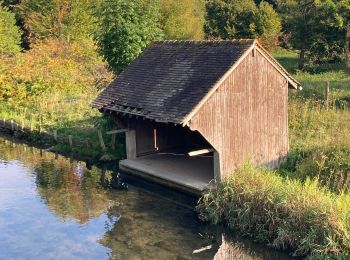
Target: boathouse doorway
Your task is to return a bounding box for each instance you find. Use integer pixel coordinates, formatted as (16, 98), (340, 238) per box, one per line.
(119, 119), (216, 194)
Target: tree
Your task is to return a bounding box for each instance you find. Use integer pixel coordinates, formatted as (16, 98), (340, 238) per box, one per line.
(256, 1), (281, 46)
(204, 0), (281, 47)
(159, 0), (205, 40)
(0, 1), (22, 54)
(17, 0), (96, 41)
(93, 0), (163, 74)
(337, 1), (350, 70)
(277, 0), (348, 69)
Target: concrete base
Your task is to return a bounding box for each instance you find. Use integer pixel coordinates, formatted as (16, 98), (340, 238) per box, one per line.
(119, 154), (214, 195)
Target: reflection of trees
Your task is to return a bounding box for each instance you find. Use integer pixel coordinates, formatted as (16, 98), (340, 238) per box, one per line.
(0, 136), (114, 224)
(35, 162), (114, 224)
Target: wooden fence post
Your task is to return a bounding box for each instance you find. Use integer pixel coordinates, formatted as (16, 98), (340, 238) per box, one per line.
(97, 129), (106, 151)
(325, 81), (330, 109)
(22, 108), (26, 131)
(30, 116), (33, 132)
(38, 116), (42, 133)
(85, 139), (91, 148)
(68, 135), (73, 147)
(53, 130), (57, 142)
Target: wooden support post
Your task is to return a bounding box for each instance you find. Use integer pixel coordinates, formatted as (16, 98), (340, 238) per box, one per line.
(11, 120), (14, 131)
(111, 133), (116, 150)
(125, 130), (136, 159)
(53, 130), (57, 142)
(68, 135), (73, 147)
(97, 129), (106, 151)
(213, 150), (221, 181)
(325, 81), (330, 109)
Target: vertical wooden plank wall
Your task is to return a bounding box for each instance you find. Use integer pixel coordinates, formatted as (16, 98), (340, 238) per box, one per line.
(189, 48), (289, 178)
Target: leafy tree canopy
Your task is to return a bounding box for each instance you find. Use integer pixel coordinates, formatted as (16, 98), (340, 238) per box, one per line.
(0, 1), (22, 54)
(277, 0), (350, 68)
(204, 0), (281, 47)
(159, 0), (205, 40)
(17, 0), (96, 42)
(93, 0), (163, 74)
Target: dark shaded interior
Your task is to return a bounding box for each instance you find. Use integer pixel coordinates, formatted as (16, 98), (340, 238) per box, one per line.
(128, 118), (212, 157)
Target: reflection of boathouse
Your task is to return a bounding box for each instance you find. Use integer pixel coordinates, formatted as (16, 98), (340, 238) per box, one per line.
(93, 40), (300, 194)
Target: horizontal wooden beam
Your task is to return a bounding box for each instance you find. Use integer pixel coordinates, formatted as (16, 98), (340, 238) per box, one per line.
(106, 129), (128, 135)
(188, 148), (214, 157)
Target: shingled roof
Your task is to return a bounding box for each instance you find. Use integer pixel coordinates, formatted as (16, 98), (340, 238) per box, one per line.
(92, 40), (299, 124)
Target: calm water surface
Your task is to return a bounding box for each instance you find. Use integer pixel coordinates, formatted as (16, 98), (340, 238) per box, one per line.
(0, 135), (293, 260)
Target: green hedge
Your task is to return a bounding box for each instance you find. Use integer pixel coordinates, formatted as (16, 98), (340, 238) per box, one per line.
(197, 163), (350, 258)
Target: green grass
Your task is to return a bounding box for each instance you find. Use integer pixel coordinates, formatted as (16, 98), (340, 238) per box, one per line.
(197, 163), (350, 258)
(0, 91), (125, 161)
(274, 48), (350, 102)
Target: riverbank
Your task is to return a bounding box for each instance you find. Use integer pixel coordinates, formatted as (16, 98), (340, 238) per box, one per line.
(0, 115), (124, 163)
(197, 163), (350, 258)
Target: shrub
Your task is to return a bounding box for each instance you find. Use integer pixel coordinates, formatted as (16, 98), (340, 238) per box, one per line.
(93, 0), (163, 74)
(159, 0), (205, 40)
(204, 0), (281, 47)
(286, 146), (350, 193)
(197, 163), (350, 257)
(0, 1), (22, 54)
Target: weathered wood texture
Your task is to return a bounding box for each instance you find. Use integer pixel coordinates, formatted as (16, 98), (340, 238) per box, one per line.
(189, 48), (289, 178)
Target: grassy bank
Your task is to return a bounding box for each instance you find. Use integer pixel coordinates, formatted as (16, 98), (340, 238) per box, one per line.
(197, 164), (350, 258)
(198, 49), (350, 258)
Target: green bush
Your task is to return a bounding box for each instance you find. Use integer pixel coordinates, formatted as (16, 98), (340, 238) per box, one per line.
(204, 0), (281, 47)
(197, 163), (350, 257)
(93, 0), (163, 74)
(0, 1), (22, 54)
(283, 146), (350, 193)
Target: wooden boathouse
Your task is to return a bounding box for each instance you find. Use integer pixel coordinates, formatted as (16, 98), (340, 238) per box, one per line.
(92, 40), (300, 195)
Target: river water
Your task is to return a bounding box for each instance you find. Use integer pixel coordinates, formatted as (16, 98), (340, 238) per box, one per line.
(0, 135), (293, 260)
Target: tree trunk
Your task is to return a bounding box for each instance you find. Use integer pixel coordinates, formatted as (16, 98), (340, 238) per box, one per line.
(345, 26), (350, 72)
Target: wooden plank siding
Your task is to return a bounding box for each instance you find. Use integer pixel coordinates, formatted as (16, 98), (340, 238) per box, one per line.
(189, 48), (289, 178)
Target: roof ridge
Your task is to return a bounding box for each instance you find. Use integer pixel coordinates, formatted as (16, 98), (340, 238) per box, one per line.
(152, 39), (257, 45)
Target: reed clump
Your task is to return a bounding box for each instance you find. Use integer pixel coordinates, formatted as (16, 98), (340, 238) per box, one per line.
(197, 163), (350, 258)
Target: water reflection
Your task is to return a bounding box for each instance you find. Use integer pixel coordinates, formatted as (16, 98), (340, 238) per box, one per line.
(0, 135), (293, 259)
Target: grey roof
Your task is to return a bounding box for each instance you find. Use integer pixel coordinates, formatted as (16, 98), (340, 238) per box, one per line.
(92, 40), (299, 124)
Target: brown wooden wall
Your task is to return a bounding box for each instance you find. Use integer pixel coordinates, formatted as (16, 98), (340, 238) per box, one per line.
(189, 48), (289, 178)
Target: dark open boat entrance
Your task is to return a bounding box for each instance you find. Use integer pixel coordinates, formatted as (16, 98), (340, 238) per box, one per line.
(119, 118), (216, 195)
